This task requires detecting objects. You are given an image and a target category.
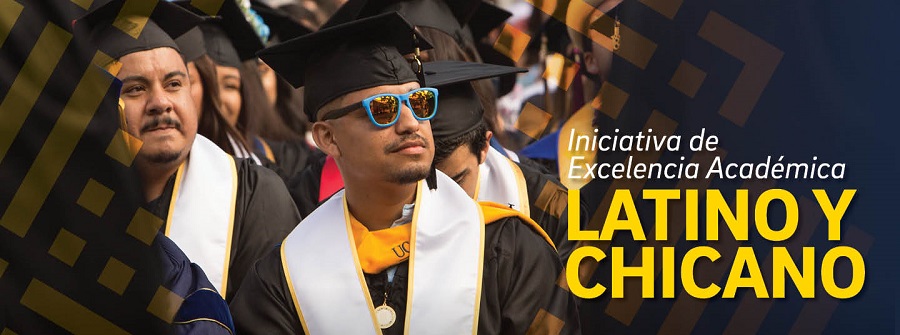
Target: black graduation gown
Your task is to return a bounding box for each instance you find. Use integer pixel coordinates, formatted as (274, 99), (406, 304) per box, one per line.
(229, 216), (581, 335)
(516, 161), (585, 263)
(287, 150), (328, 218)
(267, 138), (314, 181)
(145, 158), (302, 301)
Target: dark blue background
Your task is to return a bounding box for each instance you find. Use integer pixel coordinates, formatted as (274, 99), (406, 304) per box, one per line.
(577, 0), (899, 333)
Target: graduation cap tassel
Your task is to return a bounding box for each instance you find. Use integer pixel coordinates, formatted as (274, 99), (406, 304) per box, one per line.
(411, 33), (426, 86)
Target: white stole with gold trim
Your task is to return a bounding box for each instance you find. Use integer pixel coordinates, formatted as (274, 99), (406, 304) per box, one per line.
(166, 135), (238, 295)
(281, 171), (484, 335)
(477, 147), (530, 216)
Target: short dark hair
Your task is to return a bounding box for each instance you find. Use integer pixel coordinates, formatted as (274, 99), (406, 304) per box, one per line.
(433, 121), (489, 166)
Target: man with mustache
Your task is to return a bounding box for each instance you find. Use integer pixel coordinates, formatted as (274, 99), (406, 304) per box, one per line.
(77, 0), (301, 302)
(229, 12), (580, 335)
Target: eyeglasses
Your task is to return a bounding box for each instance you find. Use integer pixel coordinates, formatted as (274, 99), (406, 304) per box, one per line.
(322, 88), (439, 127)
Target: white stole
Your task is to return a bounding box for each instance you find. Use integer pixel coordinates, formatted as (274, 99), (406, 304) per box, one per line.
(227, 132), (262, 165)
(165, 135), (238, 295)
(477, 147), (530, 216)
(281, 171), (484, 334)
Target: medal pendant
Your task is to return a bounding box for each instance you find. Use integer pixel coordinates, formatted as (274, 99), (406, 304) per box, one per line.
(374, 303), (396, 329)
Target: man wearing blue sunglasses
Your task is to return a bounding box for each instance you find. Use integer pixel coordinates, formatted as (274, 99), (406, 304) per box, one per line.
(231, 11), (578, 335)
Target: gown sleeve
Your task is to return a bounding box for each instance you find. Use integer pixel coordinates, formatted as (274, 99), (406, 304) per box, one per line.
(480, 217), (582, 335)
(226, 159), (302, 300)
(230, 247), (304, 334)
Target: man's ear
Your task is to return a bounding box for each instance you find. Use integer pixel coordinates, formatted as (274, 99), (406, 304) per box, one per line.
(312, 121), (341, 158)
(479, 131), (493, 164)
(583, 50), (600, 75)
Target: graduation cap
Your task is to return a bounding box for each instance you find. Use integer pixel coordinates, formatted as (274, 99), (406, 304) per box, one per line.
(465, 2), (517, 96)
(324, 0), (480, 44)
(258, 11), (433, 122)
(467, 1), (511, 43)
(73, 0), (202, 61)
(174, 0), (266, 68)
(174, 26), (206, 63)
(251, 0), (312, 43)
(424, 61), (526, 140)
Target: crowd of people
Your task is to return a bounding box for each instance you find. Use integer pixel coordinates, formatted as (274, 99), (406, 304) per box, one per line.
(72, 0), (624, 333)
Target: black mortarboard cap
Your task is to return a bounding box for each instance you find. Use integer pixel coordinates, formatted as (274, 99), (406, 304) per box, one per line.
(424, 61), (526, 139)
(251, 0), (312, 43)
(467, 1), (511, 43)
(258, 12), (433, 122)
(324, 0), (479, 44)
(174, 26), (206, 63)
(74, 0), (202, 61)
(174, 0), (266, 67)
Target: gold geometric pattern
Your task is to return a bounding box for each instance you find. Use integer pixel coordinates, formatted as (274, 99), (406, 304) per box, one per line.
(105, 129), (143, 167)
(639, 0), (683, 19)
(515, 102), (553, 140)
(48, 229), (86, 267)
(2, 4), (177, 331)
(0, 23), (70, 166)
(20, 279), (129, 334)
(535, 181), (568, 219)
(91, 51), (122, 76)
(614, 23), (657, 70)
(0, 0), (24, 47)
(98, 257), (136, 295)
(112, 0), (156, 39)
(77, 179), (115, 218)
(0, 51), (114, 238)
(190, 0), (226, 17)
(669, 60), (707, 98)
(529, 0), (657, 69)
(126, 208), (164, 246)
(493, 23), (531, 63)
(542, 53), (580, 91)
(595, 82), (629, 120)
(147, 286), (184, 323)
(70, 0), (93, 10)
(526, 308), (565, 335)
(698, 11), (783, 126)
(0, 257), (7, 279)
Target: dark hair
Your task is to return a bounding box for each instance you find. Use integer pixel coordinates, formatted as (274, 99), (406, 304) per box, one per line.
(193, 55), (251, 156)
(416, 26), (503, 143)
(434, 121), (489, 166)
(274, 72), (309, 135)
(237, 60), (301, 142)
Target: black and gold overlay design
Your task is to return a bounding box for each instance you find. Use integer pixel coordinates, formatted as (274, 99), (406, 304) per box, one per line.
(483, 0), (883, 334)
(0, 0), (199, 333)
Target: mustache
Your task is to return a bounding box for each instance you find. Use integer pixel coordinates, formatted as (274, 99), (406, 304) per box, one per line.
(384, 134), (429, 153)
(141, 116), (182, 133)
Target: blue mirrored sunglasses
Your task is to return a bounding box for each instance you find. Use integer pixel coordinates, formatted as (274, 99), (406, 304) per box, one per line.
(322, 88), (439, 127)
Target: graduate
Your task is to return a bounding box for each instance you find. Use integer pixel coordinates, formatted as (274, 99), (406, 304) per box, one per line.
(287, 0), (520, 217)
(174, 25), (258, 162)
(251, 0), (317, 180)
(72, 1), (237, 332)
(229, 12), (579, 335)
(176, 0), (299, 167)
(77, 0), (301, 302)
(424, 61), (583, 262)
